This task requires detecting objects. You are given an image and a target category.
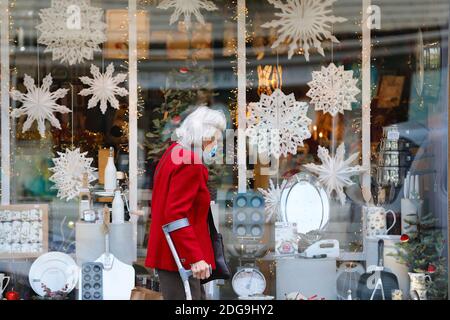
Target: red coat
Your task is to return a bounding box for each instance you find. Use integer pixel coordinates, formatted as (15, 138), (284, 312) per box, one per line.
(145, 142), (216, 272)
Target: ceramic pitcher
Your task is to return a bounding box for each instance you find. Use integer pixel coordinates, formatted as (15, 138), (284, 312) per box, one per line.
(408, 272), (431, 300)
(364, 206), (397, 237)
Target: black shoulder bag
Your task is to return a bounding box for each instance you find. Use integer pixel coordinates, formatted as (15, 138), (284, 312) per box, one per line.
(201, 207), (231, 284)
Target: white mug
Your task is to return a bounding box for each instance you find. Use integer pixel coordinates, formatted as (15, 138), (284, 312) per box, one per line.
(364, 206), (396, 237)
(0, 273), (10, 298)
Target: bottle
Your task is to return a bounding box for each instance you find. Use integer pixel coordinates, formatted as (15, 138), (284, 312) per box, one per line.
(79, 172), (92, 220)
(112, 188), (124, 224)
(104, 147), (117, 192)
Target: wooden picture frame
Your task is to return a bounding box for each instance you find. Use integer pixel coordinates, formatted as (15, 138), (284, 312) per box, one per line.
(0, 204), (49, 259)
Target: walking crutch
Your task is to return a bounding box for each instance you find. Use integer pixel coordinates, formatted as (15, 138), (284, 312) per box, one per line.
(162, 218), (211, 300)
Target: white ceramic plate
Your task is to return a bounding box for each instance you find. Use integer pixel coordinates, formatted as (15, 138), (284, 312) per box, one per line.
(29, 252), (79, 296)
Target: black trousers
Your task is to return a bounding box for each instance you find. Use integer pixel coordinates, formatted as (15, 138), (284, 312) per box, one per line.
(157, 269), (206, 300)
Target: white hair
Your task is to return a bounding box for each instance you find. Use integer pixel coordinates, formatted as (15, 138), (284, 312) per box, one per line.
(175, 106), (226, 148)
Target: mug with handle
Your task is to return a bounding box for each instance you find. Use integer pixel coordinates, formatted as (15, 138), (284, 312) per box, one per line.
(0, 273), (11, 298)
(364, 206), (397, 237)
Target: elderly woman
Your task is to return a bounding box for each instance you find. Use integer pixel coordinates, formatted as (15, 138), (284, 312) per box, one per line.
(145, 106), (226, 300)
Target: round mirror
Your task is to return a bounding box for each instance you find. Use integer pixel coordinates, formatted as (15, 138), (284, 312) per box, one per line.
(280, 172), (330, 242)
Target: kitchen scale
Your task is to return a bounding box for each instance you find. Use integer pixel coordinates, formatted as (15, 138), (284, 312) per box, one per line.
(232, 267), (274, 300)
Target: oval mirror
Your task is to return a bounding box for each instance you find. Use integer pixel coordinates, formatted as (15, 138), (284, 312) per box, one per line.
(280, 172), (330, 242)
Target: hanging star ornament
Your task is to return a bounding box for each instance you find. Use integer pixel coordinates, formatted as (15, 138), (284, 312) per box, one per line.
(262, 0), (347, 61)
(10, 73), (71, 138)
(246, 88), (312, 158)
(304, 143), (365, 205)
(306, 63), (360, 116)
(37, 0), (107, 65)
(258, 179), (288, 223)
(49, 148), (97, 201)
(79, 63), (128, 114)
(157, 0), (218, 30)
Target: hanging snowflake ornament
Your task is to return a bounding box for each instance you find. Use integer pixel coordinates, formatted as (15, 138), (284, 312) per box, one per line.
(306, 63), (360, 116)
(37, 0), (106, 65)
(10, 74), (71, 138)
(262, 0), (347, 61)
(304, 143), (365, 205)
(79, 63), (128, 114)
(158, 0), (218, 30)
(246, 88), (312, 158)
(258, 179), (287, 223)
(49, 148), (97, 201)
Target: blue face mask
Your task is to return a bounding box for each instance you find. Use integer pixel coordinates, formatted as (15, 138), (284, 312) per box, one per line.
(208, 144), (218, 158)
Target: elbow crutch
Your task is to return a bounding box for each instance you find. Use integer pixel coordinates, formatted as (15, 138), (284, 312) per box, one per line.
(162, 218), (211, 300)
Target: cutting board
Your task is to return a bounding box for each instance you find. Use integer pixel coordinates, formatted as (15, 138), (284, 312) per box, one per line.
(95, 253), (135, 300)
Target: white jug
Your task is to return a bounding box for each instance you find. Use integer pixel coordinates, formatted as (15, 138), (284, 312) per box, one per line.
(408, 272), (431, 300)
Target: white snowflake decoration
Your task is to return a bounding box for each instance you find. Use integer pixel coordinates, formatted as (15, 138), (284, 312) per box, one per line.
(258, 179), (287, 223)
(262, 0), (347, 61)
(304, 143), (365, 205)
(246, 88), (312, 158)
(158, 0), (218, 30)
(49, 148), (97, 201)
(37, 0), (107, 65)
(79, 63), (128, 114)
(306, 63), (360, 116)
(10, 74), (70, 138)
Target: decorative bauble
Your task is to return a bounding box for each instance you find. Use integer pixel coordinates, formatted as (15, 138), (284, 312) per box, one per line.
(400, 234), (409, 243)
(5, 290), (20, 300)
(427, 264), (436, 274)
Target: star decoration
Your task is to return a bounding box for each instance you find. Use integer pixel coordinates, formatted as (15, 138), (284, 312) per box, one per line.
(306, 63), (360, 116)
(262, 0), (347, 61)
(258, 179), (287, 223)
(49, 148), (97, 201)
(37, 0), (107, 65)
(79, 63), (128, 114)
(246, 88), (312, 158)
(304, 143), (365, 205)
(10, 74), (71, 138)
(158, 0), (218, 30)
